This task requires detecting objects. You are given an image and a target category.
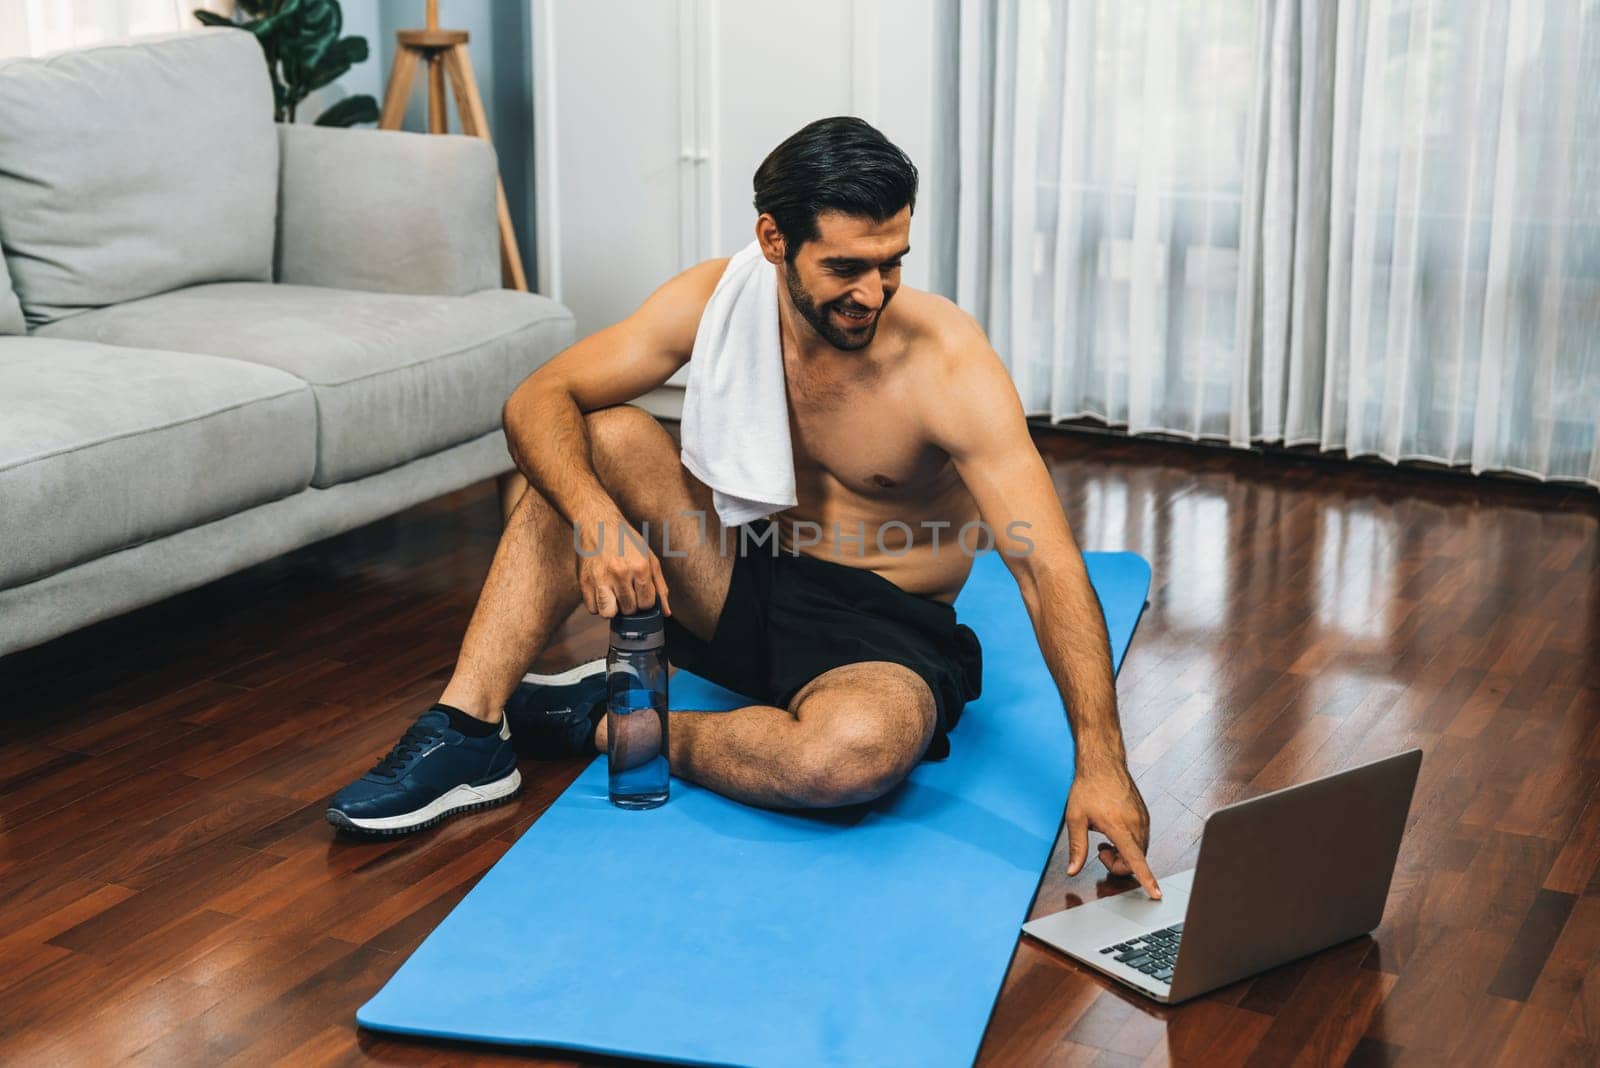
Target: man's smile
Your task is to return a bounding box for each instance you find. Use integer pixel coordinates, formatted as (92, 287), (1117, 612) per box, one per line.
(835, 306), (876, 327)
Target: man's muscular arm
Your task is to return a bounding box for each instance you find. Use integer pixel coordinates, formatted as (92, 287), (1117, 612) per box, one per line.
(920, 307), (1160, 898)
(502, 258), (725, 616)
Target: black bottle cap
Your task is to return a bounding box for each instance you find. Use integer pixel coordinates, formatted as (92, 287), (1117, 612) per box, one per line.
(610, 607), (664, 638)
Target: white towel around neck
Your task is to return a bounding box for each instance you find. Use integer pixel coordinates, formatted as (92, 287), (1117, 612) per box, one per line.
(679, 240), (797, 528)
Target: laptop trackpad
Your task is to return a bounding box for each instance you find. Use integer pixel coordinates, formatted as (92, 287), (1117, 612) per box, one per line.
(1087, 868), (1194, 924)
(1099, 868), (1192, 919)
(1095, 887), (1187, 928)
(1021, 870), (1195, 952)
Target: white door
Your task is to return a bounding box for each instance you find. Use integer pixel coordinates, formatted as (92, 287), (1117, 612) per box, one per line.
(531, 0), (691, 340)
(532, 0), (946, 399)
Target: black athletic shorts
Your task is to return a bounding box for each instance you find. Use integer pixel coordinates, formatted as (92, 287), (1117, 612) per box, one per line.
(663, 520), (984, 761)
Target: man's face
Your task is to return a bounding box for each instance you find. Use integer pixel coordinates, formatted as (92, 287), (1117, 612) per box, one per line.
(780, 207), (911, 352)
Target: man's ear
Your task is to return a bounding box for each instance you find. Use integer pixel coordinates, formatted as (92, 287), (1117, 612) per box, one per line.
(755, 215), (787, 264)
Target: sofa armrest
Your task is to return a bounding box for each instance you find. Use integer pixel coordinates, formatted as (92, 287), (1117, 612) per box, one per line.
(275, 125), (500, 296)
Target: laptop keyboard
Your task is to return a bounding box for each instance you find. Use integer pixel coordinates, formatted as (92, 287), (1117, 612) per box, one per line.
(1098, 923), (1183, 983)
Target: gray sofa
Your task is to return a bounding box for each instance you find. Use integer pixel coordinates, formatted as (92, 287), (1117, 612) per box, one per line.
(0, 30), (574, 657)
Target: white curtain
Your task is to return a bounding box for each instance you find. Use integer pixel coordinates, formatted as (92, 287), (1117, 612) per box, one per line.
(953, 0), (1600, 486)
(0, 1), (229, 59)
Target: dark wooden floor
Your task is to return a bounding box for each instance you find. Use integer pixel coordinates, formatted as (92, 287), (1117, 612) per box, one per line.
(1, 430), (1596, 1066)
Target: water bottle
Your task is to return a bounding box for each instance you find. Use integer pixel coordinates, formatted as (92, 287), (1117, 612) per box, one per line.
(607, 608), (670, 809)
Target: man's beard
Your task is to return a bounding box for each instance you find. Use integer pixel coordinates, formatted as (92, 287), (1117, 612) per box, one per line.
(783, 265), (890, 352)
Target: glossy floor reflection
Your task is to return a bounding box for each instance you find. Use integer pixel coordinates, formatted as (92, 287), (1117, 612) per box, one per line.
(983, 433), (1599, 1065)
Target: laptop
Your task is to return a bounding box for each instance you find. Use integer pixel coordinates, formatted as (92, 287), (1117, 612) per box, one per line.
(1022, 748), (1422, 1004)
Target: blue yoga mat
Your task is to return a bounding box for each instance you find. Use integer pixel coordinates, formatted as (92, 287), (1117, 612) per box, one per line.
(358, 551), (1150, 1066)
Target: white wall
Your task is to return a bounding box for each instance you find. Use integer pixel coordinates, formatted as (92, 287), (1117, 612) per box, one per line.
(533, 0), (956, 344)
(697, 0), (946, 297)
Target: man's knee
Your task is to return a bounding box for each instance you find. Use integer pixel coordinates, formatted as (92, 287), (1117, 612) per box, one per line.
(786, 678), (936, 807)
(585, 404), (668, 466)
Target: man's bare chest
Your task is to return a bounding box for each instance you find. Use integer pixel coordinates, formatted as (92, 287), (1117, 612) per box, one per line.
(785, 383), (948, 499)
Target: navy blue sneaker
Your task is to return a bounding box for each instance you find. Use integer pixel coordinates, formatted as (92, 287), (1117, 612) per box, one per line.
(504, 658), (608, 759)
(326, 706), (521, 836)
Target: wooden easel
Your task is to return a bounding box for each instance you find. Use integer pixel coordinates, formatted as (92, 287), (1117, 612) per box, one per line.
(379, 0), (528, 291)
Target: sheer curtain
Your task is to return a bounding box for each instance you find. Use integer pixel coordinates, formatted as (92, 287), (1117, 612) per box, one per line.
(0, 1), (229, 59)
(952, 0), (1600, 486)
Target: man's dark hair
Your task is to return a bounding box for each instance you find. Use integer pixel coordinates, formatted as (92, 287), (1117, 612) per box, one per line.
(752, 116), (918, 264)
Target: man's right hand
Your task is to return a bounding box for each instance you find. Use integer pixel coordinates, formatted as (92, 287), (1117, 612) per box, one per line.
(575, 515), (672, 618)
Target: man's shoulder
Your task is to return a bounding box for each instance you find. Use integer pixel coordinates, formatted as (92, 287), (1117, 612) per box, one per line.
(892, 288), (986, 357)
(690, 256), (734, 287)
(630, 257), (732, 354)
(896, 291), (1020, 452)
(895, 288), (1000, 382)
(661, 257), (732, 313)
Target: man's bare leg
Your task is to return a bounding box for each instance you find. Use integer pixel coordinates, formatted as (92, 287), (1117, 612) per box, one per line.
(596, 661), (938, 809)
(437, 474), (585, 720)
(438, 405), (737, 723)
(327, 406), (731, 834)
(496, 469), (527, 524)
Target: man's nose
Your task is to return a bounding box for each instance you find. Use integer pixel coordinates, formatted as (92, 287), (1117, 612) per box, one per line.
(851, 278), (885, 309)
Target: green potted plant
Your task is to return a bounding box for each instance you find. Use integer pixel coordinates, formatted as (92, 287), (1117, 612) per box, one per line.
(195, 0), (379, 126)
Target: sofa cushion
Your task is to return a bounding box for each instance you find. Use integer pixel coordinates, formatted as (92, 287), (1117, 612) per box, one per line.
(0, 337), (316, 589)
(276, 125), (500, 297)
(0, 251), (21, 335)
(0, 30), (277, 328)
(37, 283), (576, 487)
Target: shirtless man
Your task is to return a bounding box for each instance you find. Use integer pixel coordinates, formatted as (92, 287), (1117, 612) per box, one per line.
(327, 117), (1159, 899)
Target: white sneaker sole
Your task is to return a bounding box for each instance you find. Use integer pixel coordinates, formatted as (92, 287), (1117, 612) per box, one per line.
(326, 766), (523, 836)
(521, 658), (607, 687)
